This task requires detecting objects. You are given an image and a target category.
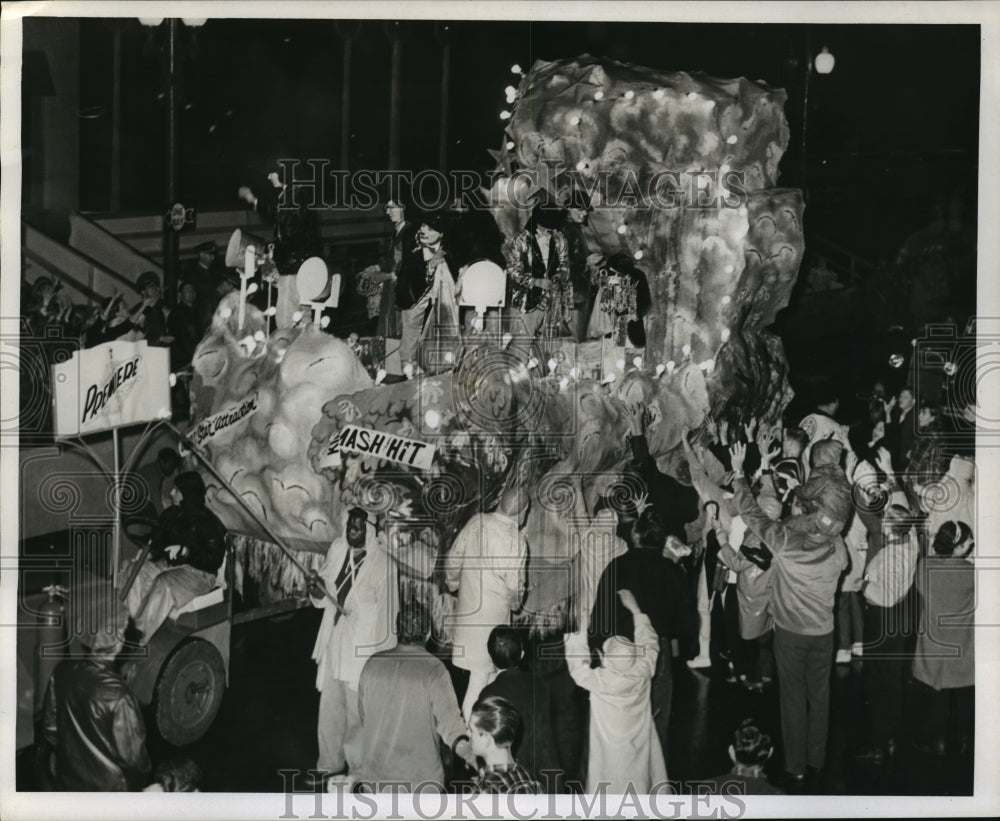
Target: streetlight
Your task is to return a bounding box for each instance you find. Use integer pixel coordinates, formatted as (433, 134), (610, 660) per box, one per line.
(815, 46), (836, 75)
(140, 17), (206, 306)
(800, 35), (836, 198)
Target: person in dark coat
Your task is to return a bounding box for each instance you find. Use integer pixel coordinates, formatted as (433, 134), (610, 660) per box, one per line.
(621, 402), (701, 543)
(39, 590), (151, 791)
(133, 271), (169, 347)
(358, 199), (418, 339)
(167, 279), (203, 419)
(589, 508), (699, 767)
(167, 280), (203, 371)
(561, 190), (600, 342)
(883, 386), (917, 471)
(124, 471), (227, 643)
(479, 627), (563, 792)
(85, 294), (136, 347)
(181, 240), (223, 328)
(238, 163), (323, 276)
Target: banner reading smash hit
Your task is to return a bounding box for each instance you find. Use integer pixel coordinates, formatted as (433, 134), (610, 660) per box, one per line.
(322, 424), (436, 470)
(51, 340), (171, 437)
(191, 394), (259, 448)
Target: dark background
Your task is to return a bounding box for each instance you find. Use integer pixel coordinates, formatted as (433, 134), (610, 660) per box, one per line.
(21, 17), (981, 419)
(64, 19), (979, 258)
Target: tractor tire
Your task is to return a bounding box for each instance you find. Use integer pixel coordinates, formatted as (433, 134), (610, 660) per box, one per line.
(154, 638), (226, 747)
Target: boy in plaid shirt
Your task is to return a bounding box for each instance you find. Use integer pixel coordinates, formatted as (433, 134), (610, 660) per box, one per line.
(468, 696), (541, 795)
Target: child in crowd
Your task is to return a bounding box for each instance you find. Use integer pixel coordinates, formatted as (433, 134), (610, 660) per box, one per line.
(699, 719), (784, 795)
(565, 589), (667, 794)
(468, 696), (540, 795)
(771, 426), (807, 516)
(714, 493), (776, 691)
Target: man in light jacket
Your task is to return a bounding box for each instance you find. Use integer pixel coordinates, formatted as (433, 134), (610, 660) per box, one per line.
(445, 487), (529, 720)
(308, 508), (398, 785)
(729, 442), (848, 792)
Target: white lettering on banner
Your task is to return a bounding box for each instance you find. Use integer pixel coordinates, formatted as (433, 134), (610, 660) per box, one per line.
(192, 394), (259, 447)
(80, 355), (141, 424)
(325, 424), (436, 470)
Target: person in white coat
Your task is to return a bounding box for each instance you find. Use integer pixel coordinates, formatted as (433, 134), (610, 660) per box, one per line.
(565, 589), (668, 794)
(307, 508), (398, 783)
(445, 487), (529, 720)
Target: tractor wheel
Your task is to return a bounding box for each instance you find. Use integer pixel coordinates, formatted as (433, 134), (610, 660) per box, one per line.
(153, 638), (225, 747)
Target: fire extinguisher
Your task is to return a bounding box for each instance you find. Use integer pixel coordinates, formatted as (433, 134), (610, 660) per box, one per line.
(34, 584), (68, 714)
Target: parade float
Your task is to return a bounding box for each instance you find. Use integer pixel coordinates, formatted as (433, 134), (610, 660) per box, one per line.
(187, 55), (804, 633)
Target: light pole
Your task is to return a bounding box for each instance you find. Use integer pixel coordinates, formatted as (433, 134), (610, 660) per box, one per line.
(140, 17), (206, 306)
(384, 22), (407, 172)
(800, 29), (835, 200)
(436, 23), (452, 173)
(335, 22), (361, 173)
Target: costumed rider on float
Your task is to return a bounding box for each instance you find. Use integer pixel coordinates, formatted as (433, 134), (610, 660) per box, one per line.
(123, 471), (227, 644)
(503, 195), (573, 343)
(238, 160), (323, 314)
(394, 212), (462, 376)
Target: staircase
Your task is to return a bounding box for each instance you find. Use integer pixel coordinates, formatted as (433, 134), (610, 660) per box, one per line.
(23, 207), (387, 312)
(22, 221), (136, 306)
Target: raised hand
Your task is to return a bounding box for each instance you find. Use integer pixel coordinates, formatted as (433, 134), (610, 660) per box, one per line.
(875, 446), (894, 476)
(626, 401), (646, 436)
(756, 426), (779, 466)
(729, 441), (747, 475)
(743, 417), (758, 442)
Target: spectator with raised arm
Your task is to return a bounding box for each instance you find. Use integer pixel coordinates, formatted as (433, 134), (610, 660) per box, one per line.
(568, 589), (668, 794)
(729, 441), (848, 792)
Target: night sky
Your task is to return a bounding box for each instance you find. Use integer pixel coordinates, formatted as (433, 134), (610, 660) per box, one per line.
(68, 18), (979, 259)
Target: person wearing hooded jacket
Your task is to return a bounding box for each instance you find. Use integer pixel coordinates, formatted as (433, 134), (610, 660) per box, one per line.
(729, 442), (848, 790)
(567, 589), (668, 794)
(794, 439), (853, 537)
(794, 439), (862, 663)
